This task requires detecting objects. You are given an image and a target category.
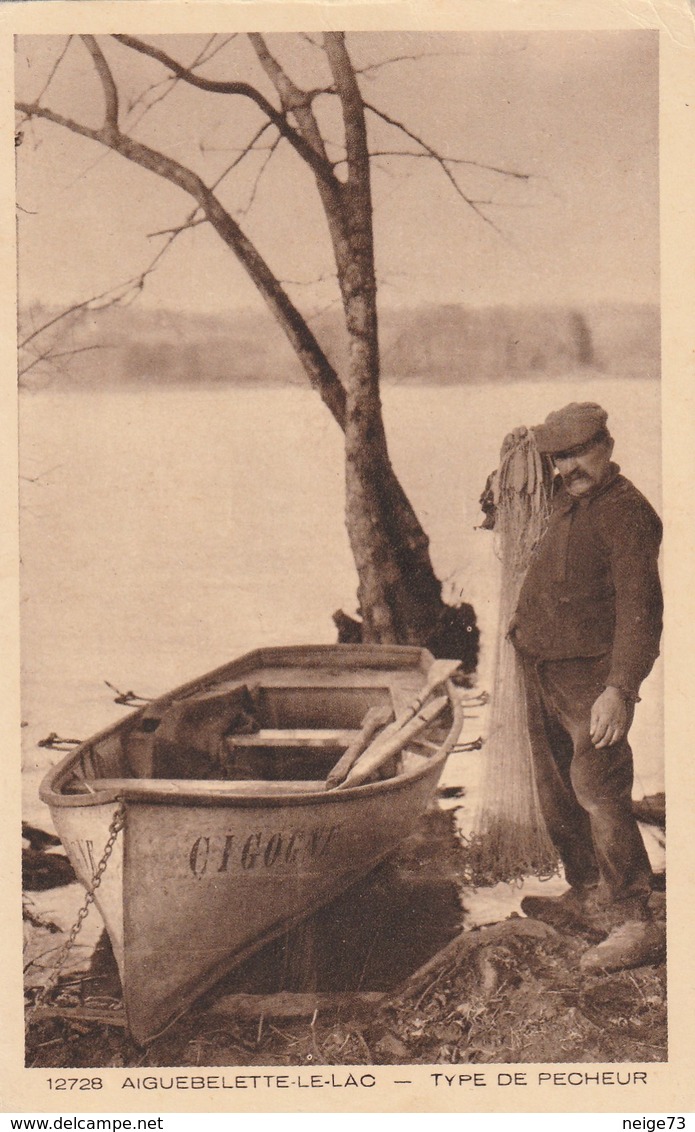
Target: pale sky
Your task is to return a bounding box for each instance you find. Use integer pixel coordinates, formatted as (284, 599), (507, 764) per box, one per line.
(15, 30), (659, 314)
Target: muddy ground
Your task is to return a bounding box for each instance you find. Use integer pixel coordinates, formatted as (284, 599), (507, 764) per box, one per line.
(24, 916), (667, 1069)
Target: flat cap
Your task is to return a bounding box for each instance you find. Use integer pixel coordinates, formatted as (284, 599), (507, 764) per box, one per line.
(532, 402), (608, 455)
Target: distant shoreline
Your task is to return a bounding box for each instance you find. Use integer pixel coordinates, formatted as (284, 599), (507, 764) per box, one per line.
(18, 369), (660, 393)
(18, 300), (660, 391)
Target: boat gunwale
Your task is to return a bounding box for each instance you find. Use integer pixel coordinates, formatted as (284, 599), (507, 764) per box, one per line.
(39, 644), (444, 809)
(42, 747), (449, 808)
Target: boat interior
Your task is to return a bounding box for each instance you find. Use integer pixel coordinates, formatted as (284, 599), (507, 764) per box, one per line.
(56, 666), (453, 798)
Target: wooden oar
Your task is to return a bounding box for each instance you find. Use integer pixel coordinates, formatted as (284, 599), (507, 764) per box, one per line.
(333, 694), (450, 790)
(385, 658), (461, 728)
(328, 658), (461, 791)
(325, 704), (394, 790)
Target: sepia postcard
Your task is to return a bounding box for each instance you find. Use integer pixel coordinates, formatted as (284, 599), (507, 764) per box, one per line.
(2, 0), (694, 1116)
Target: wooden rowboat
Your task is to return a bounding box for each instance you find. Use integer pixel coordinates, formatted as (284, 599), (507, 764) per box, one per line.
(39, 644), (463, 1043)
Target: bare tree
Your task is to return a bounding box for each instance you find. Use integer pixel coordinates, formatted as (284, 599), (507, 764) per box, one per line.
(16, 33), (524, 647)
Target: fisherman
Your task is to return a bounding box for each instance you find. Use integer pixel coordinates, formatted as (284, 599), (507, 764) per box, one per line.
(506, 402), (664, 972)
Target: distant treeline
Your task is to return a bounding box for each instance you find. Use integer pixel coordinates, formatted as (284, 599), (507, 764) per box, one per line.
(18, 301), (660, 390)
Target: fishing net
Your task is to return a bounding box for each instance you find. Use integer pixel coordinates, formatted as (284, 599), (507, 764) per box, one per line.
(464, 428), (559, 885)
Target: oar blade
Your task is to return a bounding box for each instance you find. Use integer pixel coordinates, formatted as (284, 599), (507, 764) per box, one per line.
(336, 694), (450, 790)
(325, 705), (394, 789)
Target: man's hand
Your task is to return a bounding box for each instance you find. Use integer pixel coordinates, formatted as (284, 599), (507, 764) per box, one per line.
(590, 686), (633, 749)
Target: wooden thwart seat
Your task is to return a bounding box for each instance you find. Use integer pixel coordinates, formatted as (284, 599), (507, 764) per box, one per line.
(224, 728), (361, 749)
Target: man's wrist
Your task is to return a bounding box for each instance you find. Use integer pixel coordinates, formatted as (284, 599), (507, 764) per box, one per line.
(606, 684), (640, 704)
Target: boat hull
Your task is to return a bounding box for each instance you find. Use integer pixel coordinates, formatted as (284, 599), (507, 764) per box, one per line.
(40, 645), (460, 1043)
(122, 760), (443, 1041)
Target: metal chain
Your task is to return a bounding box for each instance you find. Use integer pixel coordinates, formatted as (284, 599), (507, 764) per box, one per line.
(27, 801), (126, 1022)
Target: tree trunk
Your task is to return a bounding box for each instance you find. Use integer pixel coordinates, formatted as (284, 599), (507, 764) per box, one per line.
(248, 33), (443, 638)
(325, 33), (444, 643)
(341, 298), (442, 643)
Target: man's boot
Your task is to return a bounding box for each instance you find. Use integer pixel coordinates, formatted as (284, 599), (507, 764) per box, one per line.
(521, 885), (609, 940)
(579, 919), (666, 973)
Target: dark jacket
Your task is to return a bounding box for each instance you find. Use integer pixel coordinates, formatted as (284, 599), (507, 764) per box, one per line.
(510, 464), (663, 697)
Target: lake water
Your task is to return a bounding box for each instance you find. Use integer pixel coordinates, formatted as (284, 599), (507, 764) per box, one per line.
(19, 376), (665, 973)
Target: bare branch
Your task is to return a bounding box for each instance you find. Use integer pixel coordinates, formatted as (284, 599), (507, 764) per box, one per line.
(299, 33), (323, 50)
(126, 74), (179, 126)
(35, 37), (74, 104)
(80, 36), (119, 136)
(278, 271), (338, 289)
(61, 123), (275, 298)
(247, 34), (350, 284)
(324, 33), (371, 187)
(16, 97), (347, 428)
(13, 98), (127, 169)
(147, 217), (207, 239)
(138, 205), (211, 276)
(247, 33), (329, 165)
(362, 147), (531, 181)
(211, 121), (275, 182)
(19, 287), (113, 351)
(147, 114), (286, 243)
(18, 213), (197, 356)
(111, 34), (337, 187)
(354, 52), (455, 77)
(125, 36), (237, 130)
(18, 197), (211, 382)
(173, 121), (280, 228)
(198, 130), (279, 163)
(364, 101), (507, 234)
(190, 34), (239, 69)
(19, 343), (106, 379)
(238, 133), (282, 216)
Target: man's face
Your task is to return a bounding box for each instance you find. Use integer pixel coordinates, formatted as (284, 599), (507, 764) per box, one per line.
(552, 435), (614, 497)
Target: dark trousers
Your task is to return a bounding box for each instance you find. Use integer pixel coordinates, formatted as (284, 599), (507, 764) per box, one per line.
(522, 655), (653, 921)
